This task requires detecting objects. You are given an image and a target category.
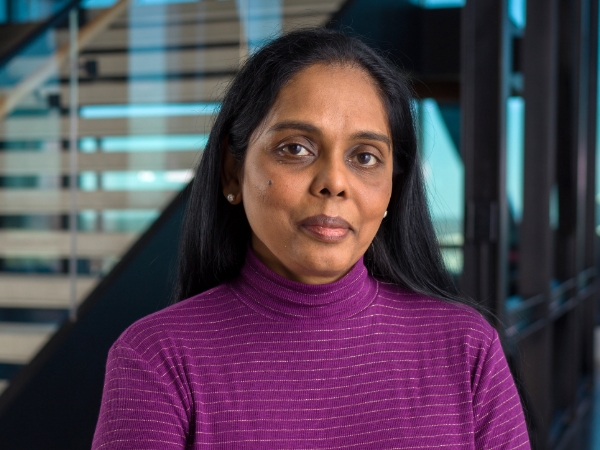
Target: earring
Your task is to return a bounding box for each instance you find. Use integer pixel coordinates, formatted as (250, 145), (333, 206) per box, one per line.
(383, 210), (388, 218)
(227, 194), (235, 203)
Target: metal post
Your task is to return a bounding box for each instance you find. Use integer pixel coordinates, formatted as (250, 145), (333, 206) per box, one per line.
(68, 8), (79, 322)
(584, 0), (599, 385)
(518, 0), (560, 445)
(575, 0), (591, 282)
(461, 0), (510, 321)
(585, 0), (599, 271)
(553, 0), (590, 422)
(237, 0), (249, 61)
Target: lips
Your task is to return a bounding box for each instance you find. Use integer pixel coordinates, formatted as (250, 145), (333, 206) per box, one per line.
(298, 215), (351, 242)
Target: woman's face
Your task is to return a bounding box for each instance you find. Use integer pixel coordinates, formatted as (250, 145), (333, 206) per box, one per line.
(223, 63), (394, 284)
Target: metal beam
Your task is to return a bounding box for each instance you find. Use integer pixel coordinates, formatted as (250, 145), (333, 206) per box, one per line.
(585, 0), (599, 271)
(461, 0), (510, 319)
(518, 0), (560, 446)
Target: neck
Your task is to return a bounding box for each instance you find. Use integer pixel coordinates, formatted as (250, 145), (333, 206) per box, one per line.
(228, 248), (379, 322)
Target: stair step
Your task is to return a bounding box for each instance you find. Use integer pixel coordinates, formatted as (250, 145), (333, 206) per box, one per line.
(61, 20), (241, 50)
(0, 189), (177, 213)
(0, 231), (137, 258)
(60, 46), (240, 78)
(0, 275), (99, 309)
(104, 0), (338, 27)
(0, 150), (199, 175)
(0, 322), (57, 364)
(72, 0), (341, 51)
(60, 78), (231, 104)
(1, 112), (214, 140)
(87, 0), (239, 24)
(122, 15), (328, 48)
(13, 77), (231, 110)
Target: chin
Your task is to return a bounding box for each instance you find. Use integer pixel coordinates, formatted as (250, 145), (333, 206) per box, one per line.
(291, 248), (357, 279)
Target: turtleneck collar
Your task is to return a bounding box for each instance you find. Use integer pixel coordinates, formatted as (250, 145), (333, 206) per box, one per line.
(228, 249), (379, 322)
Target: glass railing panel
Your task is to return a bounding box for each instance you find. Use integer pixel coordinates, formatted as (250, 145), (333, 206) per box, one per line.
(238, 0), (282, 55)
(505, 95), (525, 307)
(507, 97), (525, 228)
(508, 0), (526, 29)
(0, 14), (69, 395)
(0, 96), (64, 248)
(0, 0), (74, 24)
(417, 98), (464, 277)
(407, 0), (465, 8)
(0, 28), (61, 91)
(502, 0), (527, 323)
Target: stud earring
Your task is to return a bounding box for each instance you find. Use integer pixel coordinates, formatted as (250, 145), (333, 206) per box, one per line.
(383, 210), (388, 218)
(227, 194), (235, 203)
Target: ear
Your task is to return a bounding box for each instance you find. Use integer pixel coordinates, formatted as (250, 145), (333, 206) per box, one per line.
(220, 137), (242, 204)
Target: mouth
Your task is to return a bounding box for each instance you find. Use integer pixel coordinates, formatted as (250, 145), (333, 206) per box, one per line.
(298, 215), (352, 242)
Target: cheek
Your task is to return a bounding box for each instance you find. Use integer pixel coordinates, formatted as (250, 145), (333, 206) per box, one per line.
(354, 179), (392, 236)
(242, 159), (297, 218)
(362, 179), (392, 213)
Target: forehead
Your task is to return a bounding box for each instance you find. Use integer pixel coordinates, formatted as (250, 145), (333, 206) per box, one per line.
(262, 63), (390, 136)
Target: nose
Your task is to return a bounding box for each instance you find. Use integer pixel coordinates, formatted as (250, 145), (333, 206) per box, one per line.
(309, 154), (348, 198)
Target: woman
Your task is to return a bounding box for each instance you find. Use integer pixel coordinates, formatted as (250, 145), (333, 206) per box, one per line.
(92, 29), (530, 449)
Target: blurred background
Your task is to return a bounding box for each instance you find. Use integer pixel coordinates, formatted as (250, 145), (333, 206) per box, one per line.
(0, 0), (596, 448)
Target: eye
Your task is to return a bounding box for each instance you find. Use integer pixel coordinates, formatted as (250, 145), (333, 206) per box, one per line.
(281, 143), (311, 156)
(353, 152), (378, 166)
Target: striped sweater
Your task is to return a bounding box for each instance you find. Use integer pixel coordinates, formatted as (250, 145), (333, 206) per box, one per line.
(92, 250), (530, 449)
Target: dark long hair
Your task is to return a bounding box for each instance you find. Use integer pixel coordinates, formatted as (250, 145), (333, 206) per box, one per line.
(175, 28), (480, 313)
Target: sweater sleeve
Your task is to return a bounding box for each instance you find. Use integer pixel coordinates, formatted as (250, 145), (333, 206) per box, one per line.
(92, 341), (190, 449)
(472, 330), (531, 449)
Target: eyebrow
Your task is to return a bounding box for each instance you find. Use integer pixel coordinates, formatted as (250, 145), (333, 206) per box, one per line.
(267, 121), (321, 135)
(267, 121), (392, 152)
(350, 131), (391, 150)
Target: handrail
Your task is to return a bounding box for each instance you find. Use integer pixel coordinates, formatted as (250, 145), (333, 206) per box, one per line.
(0, 0), (131, 119)
(505, 293), (545, 315)
(0, 0), (82, 70)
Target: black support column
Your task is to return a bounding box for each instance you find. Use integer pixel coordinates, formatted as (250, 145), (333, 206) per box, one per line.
(556, 0), (590, 283)
(553, 0), (591, 431)
(586, 0), (599, 273)
(518, 0), (560, 446)
(583, 0), (599, 387)
(461, 0), (510, 320)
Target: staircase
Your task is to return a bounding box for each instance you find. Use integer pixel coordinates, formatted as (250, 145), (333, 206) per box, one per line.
(0, 0), (345, 395)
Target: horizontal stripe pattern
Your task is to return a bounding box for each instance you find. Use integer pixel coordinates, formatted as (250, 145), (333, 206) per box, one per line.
(92, 252), (530, 449)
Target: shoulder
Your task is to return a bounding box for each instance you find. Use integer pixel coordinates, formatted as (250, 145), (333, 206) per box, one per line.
(376, 282), (496, 347)
(113, 284), (237, 354)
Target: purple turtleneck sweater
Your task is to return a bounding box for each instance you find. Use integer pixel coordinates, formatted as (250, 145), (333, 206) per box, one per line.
(93, 251), (530, 449)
